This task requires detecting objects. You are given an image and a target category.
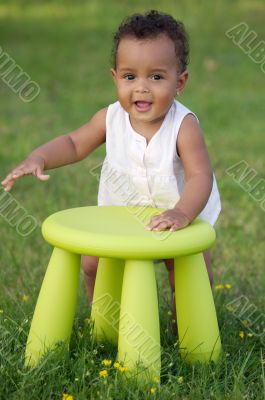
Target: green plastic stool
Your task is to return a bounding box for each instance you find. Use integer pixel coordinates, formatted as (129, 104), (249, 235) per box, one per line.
(25, 206), (221, 378)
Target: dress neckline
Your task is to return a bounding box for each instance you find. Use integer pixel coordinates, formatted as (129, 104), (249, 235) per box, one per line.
(125, 101), (175, 147)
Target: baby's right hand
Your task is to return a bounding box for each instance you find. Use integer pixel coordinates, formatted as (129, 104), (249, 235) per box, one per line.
(1, 155), (50, 192)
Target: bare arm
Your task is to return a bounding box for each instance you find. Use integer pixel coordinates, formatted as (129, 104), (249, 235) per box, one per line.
(1, 107), (107, 191)
(31, 107), (107, 168)
(173, 114), (213, 221)
(148, 114), (213, 231)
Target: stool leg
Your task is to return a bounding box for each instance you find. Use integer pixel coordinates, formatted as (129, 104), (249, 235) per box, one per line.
(91, 257), (124, 344)
(174, 253), (222, 363)
(117, 260), (161, 380)
(25, 247), (80, 367)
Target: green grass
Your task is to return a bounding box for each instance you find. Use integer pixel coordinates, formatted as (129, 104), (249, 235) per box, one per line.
(0, 0), (264, 399)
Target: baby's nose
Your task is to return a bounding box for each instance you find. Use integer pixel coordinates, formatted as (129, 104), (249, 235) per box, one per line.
(135, 86), (150, 93)
(135, 79), (150, 93)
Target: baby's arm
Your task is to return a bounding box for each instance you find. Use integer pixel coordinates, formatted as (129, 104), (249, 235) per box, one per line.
(148, 114), (213, 231)
(1, 108), (107, 192)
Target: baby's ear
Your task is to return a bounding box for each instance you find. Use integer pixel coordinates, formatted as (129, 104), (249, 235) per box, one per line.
(176, 70), (189, 95)
(111, 68), (117, 81)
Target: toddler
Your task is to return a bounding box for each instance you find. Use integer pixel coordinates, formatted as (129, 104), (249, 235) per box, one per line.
(1, 10), (221, 312)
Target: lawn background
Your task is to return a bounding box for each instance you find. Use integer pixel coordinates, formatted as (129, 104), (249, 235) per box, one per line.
(0, 1), (264, 399)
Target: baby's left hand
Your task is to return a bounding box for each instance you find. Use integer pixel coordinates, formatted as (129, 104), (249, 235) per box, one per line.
(147, 208), (190, 232)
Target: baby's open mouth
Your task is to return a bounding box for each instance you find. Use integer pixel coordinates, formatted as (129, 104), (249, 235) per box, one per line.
(134, 101), (152, 112)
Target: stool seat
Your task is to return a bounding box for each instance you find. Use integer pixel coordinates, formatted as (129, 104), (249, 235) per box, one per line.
(42, 206), (216, 258)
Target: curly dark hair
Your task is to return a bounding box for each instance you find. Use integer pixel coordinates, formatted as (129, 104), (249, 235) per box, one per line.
(112, 10), (189, 72)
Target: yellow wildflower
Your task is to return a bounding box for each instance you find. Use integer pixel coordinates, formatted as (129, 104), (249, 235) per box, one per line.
(113, 362), (121, 369)
(99, 369), (108, 378)
(119, 366), (129, 373)
(247, 333), (253, 337)
(178, 376), (184, 383)
(22, 294), (30, 302)
(215, 284), (224, 289)
(239, 331), (245, 339)
(224, 284), (232, 289)
(62, 394), (74, 400)
(242, 319), (249, 326)
(150, 387), (156, 394)
(102, 359), (112, 367)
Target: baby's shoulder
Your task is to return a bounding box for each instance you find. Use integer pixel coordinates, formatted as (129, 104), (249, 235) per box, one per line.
(178, 112), (202, 138)
(177, 112), (204, 153)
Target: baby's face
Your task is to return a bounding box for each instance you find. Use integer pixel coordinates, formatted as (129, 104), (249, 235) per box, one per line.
(111, 34), (186, 128)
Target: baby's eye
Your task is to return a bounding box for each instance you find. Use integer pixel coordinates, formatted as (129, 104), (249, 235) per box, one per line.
(124, 74), (135, 80)
(151, 74), (162, 80)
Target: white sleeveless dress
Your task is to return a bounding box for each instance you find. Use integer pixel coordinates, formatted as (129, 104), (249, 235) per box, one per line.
(97, 100), (221, 225)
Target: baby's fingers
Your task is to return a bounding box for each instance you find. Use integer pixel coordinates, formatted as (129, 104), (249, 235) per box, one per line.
(2, 171), (18, 184)
(149, 218), (172, 231)
(1, 170), (24, 191)
(37, 173), (50, 181)
(8, 168), (30, 183)
(1, 166), (49, 192)
(170, 220), (189, 232)
(35, 170), (50, 181)
(1, 177), (16, 192)
(169, 223), (181, 232)
(153, 221), (171, 231)
(147, 214), (163, 229)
